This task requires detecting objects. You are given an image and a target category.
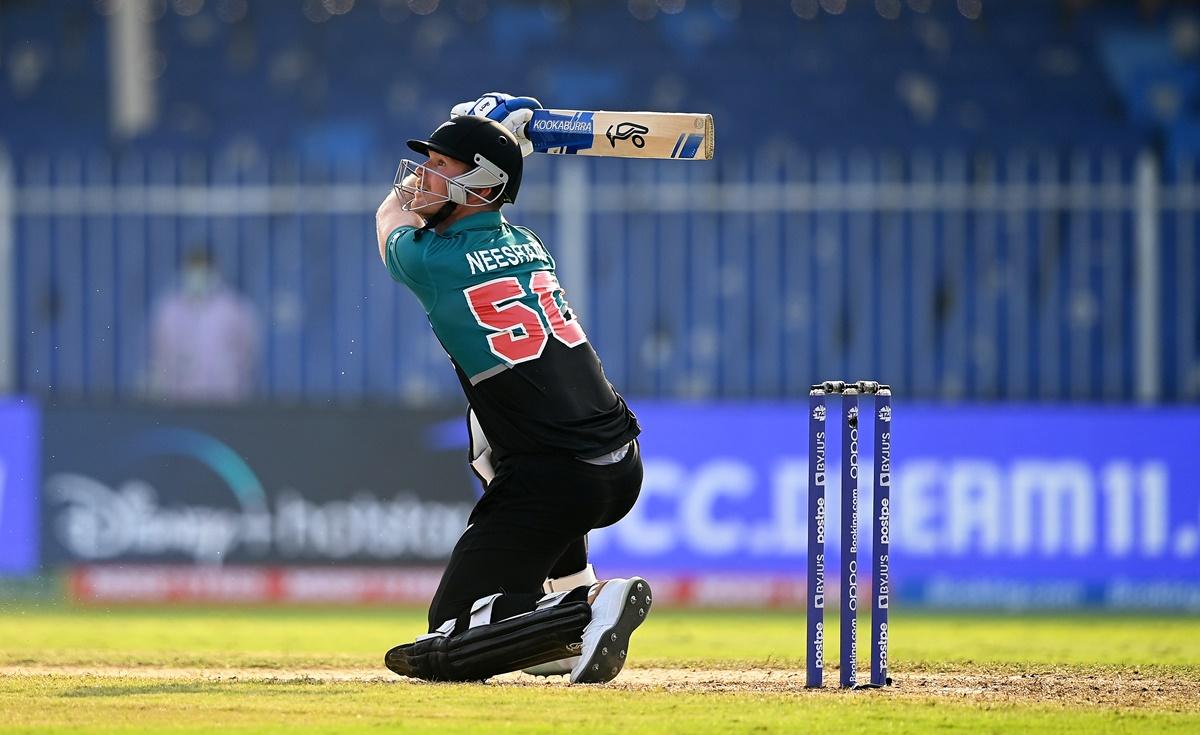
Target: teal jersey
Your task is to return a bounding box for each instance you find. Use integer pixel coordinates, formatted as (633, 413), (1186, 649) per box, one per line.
(386, 212), (563, 382)
(385, 211), (639, 458)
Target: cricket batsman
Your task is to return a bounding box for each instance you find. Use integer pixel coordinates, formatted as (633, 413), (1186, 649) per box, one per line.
(376, 93), (651, 684)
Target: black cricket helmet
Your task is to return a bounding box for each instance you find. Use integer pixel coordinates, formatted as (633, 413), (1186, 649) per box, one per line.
(407, 115), (524, 204)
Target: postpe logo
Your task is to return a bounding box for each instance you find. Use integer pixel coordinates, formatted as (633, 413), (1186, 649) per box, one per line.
(812, 621), (824, 668)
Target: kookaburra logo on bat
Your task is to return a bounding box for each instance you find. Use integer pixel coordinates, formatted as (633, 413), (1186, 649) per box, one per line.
(606, 122), (649, 149)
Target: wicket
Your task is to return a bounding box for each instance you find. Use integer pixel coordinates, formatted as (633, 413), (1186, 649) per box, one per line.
(806, 380), (892, 689)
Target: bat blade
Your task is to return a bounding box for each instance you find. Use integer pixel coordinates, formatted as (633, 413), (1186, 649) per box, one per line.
(525, 110), (714, 160)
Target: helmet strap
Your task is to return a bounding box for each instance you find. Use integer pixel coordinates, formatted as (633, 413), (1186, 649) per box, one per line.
(415, 201), (458, 240)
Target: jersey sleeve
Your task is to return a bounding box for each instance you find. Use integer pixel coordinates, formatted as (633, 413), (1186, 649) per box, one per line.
(384, 226), (438, 312)
(385, 226), (426, 287)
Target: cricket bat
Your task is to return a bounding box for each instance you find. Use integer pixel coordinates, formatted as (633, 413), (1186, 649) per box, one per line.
(523, 110), (714, 160)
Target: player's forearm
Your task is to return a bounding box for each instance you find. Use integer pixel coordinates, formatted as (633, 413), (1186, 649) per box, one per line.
(375, 193), (423, 264)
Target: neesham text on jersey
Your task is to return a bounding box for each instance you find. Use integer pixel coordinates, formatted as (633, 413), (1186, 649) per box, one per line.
(465, 241), (551, 275)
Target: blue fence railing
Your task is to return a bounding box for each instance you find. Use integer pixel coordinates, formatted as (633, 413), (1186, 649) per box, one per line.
(2, 147), (1198, 403)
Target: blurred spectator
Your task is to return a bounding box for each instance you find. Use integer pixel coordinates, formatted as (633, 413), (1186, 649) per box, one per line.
(149, 247), (261, 403)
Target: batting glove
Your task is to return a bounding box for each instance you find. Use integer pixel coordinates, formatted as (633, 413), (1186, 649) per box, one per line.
(451, 92), (542, 157)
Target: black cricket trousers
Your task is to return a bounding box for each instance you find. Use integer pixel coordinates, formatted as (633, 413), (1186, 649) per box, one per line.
(426, 440), (642, 632)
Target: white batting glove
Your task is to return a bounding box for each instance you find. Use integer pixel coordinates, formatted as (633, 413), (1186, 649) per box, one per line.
(451, 92), (541, 157)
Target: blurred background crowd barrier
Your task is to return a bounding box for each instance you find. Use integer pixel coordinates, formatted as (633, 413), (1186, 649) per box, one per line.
(1, 148), (1198, 403)
(1, 0), (1198, 608)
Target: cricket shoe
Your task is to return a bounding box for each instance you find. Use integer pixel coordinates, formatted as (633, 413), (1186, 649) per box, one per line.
(570, 577), (652, 684)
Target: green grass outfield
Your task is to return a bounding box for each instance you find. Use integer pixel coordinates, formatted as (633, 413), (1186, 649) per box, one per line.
(1, 604), (1198, 734)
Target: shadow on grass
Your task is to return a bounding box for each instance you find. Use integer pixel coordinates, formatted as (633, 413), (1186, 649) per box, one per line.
(58, 677), (375, 698)
(61, 683), (220, 698)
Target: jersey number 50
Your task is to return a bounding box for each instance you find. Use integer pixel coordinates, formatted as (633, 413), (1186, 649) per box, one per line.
(463, 271), (587, 364)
